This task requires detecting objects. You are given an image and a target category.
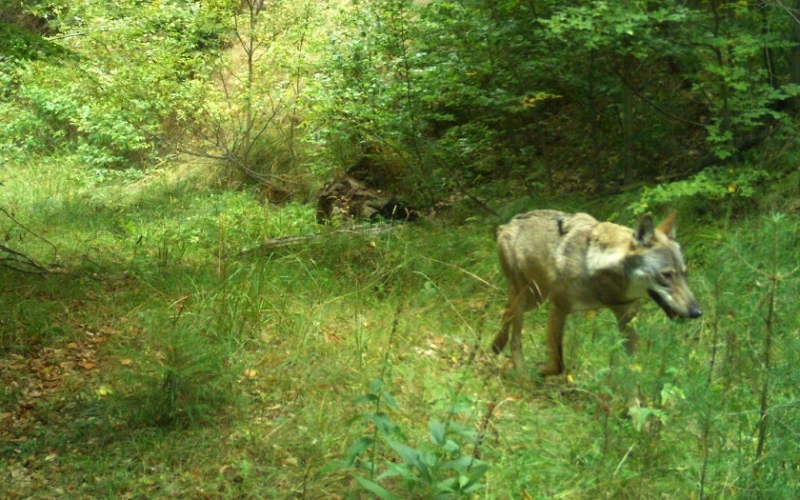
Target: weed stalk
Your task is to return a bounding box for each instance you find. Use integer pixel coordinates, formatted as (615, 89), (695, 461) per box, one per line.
(754, 217), (779, 476)
(699, 256), (722, 500)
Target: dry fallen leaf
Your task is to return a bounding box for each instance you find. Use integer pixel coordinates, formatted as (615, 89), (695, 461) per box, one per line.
(42, 379), (60, 389)
(322, 327), (343, 344)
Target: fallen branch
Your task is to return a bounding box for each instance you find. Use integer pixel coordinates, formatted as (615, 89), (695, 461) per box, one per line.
(239, 224), (400, 256)
(0, 243), (50, 273)
(0, 208), (58, 262)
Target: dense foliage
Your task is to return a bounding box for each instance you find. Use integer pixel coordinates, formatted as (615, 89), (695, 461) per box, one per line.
(3, 1), (799, 198)
(307, 0), (800, 202)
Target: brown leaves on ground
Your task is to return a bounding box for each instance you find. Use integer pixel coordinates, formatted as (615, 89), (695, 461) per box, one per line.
(0, 325), (114, 439)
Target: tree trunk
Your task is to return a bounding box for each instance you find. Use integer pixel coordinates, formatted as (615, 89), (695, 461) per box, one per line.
(621, 51), (634, 184)
(789, 0), (800, 113)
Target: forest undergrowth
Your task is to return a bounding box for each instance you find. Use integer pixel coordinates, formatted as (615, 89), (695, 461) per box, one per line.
(1, 157), (798, 499)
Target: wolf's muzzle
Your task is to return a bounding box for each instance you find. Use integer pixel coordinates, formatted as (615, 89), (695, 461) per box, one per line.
(648, 290), (702, 320)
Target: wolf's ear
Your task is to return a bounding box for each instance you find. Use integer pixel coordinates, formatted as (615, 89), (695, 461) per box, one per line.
(657, 210), (677, 240)
(634, 215), (655, 246)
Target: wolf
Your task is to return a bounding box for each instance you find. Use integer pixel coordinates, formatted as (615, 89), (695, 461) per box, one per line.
(491, 210), (701, 377)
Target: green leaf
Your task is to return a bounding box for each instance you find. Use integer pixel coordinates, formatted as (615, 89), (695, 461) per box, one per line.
(428, 419), (446, 446)
(450, 437), (466, 452)
(345, 437), (375, 464)
(381, 391), (400, 410)
(369, 378), (383, 394)
(355, 477), (400, 500)
(463, 480), (485, 494)
(371, 412), (404, 438)
(377, 462), (418, 484)
(433, 476), (459, 495)
(468, 462), (490, 482)
(421, 450), (439, 467)
(440, 456), (473, 472)
(385, 439), (432, 483)
(354, 393), (379, 405)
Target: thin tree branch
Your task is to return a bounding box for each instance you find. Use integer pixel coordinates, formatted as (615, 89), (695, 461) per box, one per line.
(0, 207), (58, 261)
(616, 70), (707, 128)
(0, 244), (49, 273)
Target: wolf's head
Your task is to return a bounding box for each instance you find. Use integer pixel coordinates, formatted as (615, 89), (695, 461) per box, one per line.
(632, 212), (702, 320)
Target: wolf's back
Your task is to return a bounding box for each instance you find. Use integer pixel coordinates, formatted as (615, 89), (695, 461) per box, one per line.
(497, 210), (598, 257)
(497, 210), (570, 260)
(497, 210), (599, 291)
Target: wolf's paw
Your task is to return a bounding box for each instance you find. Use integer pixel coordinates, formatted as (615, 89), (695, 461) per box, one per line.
(537, 362), (564, 378)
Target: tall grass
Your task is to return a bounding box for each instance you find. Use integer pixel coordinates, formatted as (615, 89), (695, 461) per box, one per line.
(1, 158), (798, 497)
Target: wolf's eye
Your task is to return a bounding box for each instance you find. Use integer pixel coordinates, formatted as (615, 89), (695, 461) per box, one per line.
(661, 271), (674, 280)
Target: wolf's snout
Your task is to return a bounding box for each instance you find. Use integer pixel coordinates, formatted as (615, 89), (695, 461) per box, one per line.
(688, 305), (702, 319)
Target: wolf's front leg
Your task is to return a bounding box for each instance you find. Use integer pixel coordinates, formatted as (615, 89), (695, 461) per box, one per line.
(612, 305), (640, 355)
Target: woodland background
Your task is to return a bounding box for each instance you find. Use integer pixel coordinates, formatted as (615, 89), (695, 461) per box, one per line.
(1, 0), (799, 498)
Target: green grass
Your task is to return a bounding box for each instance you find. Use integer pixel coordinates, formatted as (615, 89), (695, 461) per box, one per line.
(1, 157), (799, 498)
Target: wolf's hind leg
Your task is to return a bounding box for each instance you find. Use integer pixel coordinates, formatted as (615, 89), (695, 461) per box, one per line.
(492, 308), (513, 354)
(493, 283), (534, 355)
(507, 306), (526, 372)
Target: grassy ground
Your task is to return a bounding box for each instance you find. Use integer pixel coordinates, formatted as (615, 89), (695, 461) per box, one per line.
(1, 158), (799, 498)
